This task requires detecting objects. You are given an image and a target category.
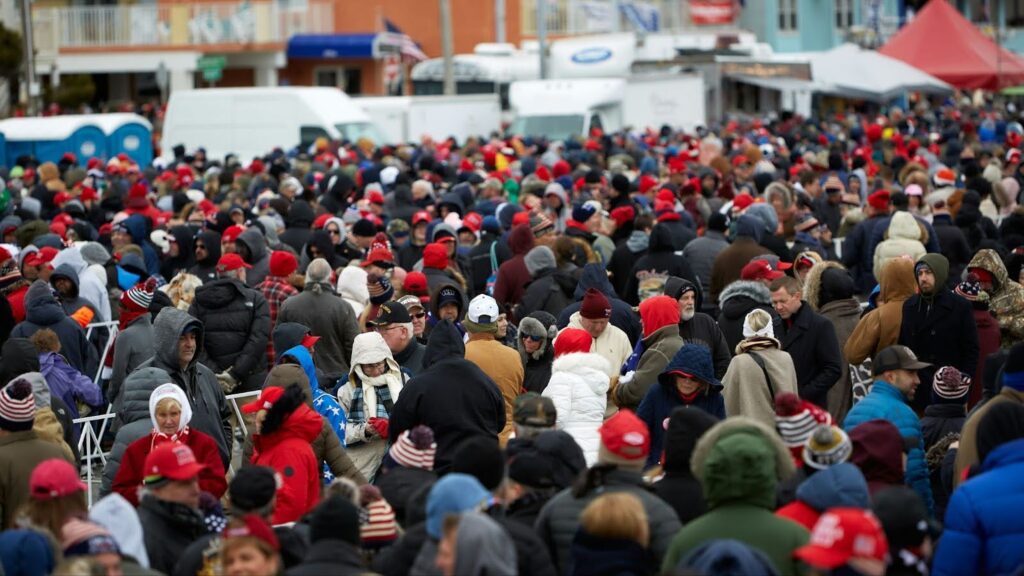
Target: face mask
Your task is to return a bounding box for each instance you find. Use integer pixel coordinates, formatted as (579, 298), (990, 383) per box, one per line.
(117, 266), (141, 291)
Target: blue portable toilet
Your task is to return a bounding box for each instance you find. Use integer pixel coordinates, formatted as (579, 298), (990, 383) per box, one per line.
(0, 132), (6, 168)
(95, 114), (153, 166)
(0, 116), (108, 164)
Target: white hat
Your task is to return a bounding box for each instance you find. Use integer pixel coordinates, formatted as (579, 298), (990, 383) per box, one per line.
(467, 294), (500, 324)
(380, 166), (400, 187)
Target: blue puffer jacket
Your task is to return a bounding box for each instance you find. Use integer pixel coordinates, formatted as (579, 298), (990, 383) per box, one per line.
(932, 438), (1024, 576)
(843, 380), (933, 514)
(637, 345), (725, 468)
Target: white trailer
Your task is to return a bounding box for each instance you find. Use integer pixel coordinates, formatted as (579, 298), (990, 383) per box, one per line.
(355, 94), (502, 144)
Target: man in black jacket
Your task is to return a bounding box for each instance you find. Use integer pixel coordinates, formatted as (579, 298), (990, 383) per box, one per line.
(388, 320), (505, 474)
(188, 253), (271, 393)
(770, 275), (842, 409)
(664, 277), (731, 378)
(623, 223), (698, 306)
(929, 199), (973, 289)
(898, 253), (979, 413)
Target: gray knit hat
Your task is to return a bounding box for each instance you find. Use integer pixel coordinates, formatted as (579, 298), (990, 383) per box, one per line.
(79, 242), (111, 266)
(524, 245), (556, 277)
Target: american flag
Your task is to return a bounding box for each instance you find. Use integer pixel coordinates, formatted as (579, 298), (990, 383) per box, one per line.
(385, 18), (428, 61)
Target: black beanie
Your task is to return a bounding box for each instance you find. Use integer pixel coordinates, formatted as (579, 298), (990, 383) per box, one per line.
(611, 174), (630, 196)
(309, 495), (361, 545)
(450, 436), (505, 491)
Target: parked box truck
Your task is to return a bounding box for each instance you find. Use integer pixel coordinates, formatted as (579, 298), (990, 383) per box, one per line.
(161, 87), (385, 161)
(355, 94), (502, 144)
(508, 74), (705, 140)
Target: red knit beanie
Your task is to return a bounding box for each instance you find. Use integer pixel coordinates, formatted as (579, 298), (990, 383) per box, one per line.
(422, 242), (449, 270)
(580, 288), (611, 320)
(269, 251), (297, 278)
(553, 328), (592, 358)
(639, 295), (680, 338)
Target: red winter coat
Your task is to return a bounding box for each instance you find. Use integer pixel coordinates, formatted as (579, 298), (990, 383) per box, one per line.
(111, 429), (227, 507)
(970, 308), (1001, 408)
(251, 404), (323, 524)
(7, 285), (28, 323)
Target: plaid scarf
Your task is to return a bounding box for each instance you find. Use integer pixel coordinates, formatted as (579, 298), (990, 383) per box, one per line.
(349, 381), (393, 423)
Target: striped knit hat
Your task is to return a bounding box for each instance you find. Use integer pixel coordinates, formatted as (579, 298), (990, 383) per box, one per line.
(120, 277), (158, 312)
(0, 378), (35, 431)
(359, 485), (398, 548)
(389, 425), (436, 471)
(933, 366), (971, 402)
(774, 393), (831, 462)
(803, 425), (853, 470)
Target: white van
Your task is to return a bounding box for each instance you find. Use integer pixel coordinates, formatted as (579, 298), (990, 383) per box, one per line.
(161, 87), (385, 162)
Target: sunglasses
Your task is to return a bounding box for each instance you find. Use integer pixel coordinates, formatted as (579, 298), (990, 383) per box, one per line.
(327, 229), (341, 236)
(521, 334), (543, 342)
(411, 312), (426, 319)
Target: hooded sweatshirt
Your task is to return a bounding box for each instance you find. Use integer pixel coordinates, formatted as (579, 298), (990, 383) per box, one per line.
(775, 463), (870, 530)
(11, 280), (97, 377)
(188, 230), (222, 283)
(236, 228), (271, 287)
(50, 263), (98, 326)
(845, 258), (917, 364)
(616, 296), (683, 411)
(493, 224), (535, 310)
(52, 245), (111, 322)
(623, 224), (698, 306)
(453, 512), (518, 576)
(119, 214), (161, 277)
(279, 199), (315, 254)
(967, 248), (1024, 347)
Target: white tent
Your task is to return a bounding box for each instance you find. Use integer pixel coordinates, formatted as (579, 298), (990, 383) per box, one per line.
(797, 43), (953, 102)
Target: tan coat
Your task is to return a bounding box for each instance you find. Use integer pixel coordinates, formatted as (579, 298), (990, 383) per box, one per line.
(34, 407), (75, 463)
(465, 333), (524, 445)
(722, 339), (799, 428)
(953, 387), (1024, 488)
(845, 259), (918, 364)
(0, 430), (74, 528)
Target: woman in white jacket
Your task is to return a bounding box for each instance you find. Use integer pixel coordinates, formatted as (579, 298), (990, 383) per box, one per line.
(543, 328), (610, 465)
(337, 331), (404, 480)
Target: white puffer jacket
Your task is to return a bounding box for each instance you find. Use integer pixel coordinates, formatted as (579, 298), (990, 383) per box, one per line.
(542, 352), (610, 465)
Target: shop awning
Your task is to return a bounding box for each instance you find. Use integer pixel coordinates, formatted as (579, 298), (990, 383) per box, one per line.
(729, 74), (825, 94)
(287, 33), (391, 59)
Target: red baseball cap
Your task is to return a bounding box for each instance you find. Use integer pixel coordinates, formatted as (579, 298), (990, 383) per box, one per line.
(367, 190), (385, 205)
(221, 225), (245, 244)
(223, 514), (280, 551)
(216, 253), (252, 274)
(732, 155), (752, 167)
(143, 443), (206, 483)
(30, 458), (86, 500)
(795, 508), (889, 570)
(462, 212), (483, 233)
(301, 334), (321, 349)
(732, 193), (755, 211)
(25, 246), (60, 268)
(242, 386), (285, 414)
(741, 259), (785, 282)
(412, 211), (432, 226)
(598, 410), (650, 461)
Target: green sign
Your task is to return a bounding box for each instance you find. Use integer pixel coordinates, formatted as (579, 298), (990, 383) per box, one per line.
(197, 55), (226, 82)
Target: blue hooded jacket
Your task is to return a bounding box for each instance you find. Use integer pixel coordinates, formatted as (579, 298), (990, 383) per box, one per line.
(795, 462), (871, 512)
(843, 380), (933, 514)
(280, 345), (346, 447)
(119, 214), (161, 277)
(637, 345), (725, 467)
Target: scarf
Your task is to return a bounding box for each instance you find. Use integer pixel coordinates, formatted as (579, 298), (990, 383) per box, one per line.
(118, 307), (148, 331)
(625, 231), (649, 253)
(348, 367), (400, 422)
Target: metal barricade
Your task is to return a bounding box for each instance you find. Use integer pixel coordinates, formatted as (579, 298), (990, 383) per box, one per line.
(85, 321), (119, 386)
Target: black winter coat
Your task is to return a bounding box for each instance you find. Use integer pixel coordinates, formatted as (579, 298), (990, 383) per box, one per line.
(468, 232), (511, 295)
(841, 214), (887, 294)
(679, 312), (732, 379)
(387, 322), (505, 473)
(279, 200), (316, 254)
(374, 465), (436, 526)
(623, 225), (698, 305)
(780, 301), (843, 409)
(513, 268), (576, 322)
(188, 230), (221, 284)
(921, 403), (966, 451)
(658, 218), (696, 251)
(11, 281), (97, 377)
(188, 278), (270, 392)
(899, 290), (979, 413)
(285, 540), (367, 576)
(607, 237), (647, 298)
(557, 263), (643, 346)
(138, 496), (208, 575)
(931, 214), (973, 290)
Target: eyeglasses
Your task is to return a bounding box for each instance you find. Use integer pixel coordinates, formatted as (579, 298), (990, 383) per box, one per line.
(411, 312), (426, 319)
(327, 228), (341, 236)
(376, 324), (402, 332)
(521, 334), (543, 342)
(361, 361), (387, 375)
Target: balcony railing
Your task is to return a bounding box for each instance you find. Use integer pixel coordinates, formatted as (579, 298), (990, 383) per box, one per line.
(521, 0), (692, 36)
(32, 0), (334, 53)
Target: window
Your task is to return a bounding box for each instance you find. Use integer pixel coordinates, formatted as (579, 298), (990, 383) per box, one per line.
(1009, 0), (1024, 27)
(835, 0), (855, 29)
(299, 126), (330, 151)
(313, 67), (362, 94)
(778, 0), (798, 31)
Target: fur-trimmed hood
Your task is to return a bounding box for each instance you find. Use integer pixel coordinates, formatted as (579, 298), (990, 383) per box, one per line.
(803, 260), (847, 311)
(718, 280), (772, 307)
(690, 416), (795, 509)
(517, 312), (557, 361)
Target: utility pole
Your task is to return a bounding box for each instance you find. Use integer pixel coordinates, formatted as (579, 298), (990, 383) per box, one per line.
(19, 0), (38, 115)
(440, 0), (455, 95)
(537, 0), (547, 79)
(495, 0), (506, 43)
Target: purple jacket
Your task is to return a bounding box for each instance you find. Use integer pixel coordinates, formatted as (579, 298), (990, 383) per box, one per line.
(39, 351), (104, 421)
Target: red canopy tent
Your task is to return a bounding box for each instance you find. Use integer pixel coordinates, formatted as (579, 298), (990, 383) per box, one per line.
(879, 0), (1024, 90)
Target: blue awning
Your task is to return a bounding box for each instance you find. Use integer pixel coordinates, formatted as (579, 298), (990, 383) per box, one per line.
(287, 33), (379, 59)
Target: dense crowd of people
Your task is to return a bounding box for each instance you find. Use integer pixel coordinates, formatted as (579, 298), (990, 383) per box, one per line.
(0, 103), (1023, 576)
